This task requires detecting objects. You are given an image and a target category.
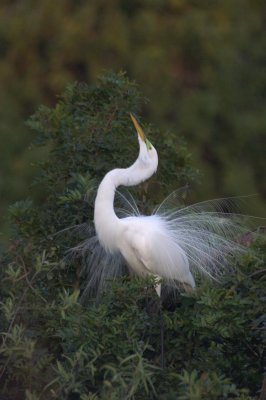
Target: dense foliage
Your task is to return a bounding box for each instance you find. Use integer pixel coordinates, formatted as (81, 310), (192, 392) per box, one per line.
(1, 0), (266, 242)
(0, 73), (265, 400)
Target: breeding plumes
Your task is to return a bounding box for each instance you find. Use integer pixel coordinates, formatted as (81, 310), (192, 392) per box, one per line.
(72, 114), (257, 301)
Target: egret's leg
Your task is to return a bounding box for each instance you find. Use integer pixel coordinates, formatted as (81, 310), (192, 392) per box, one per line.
(155, 283), (161, 296)
(152, 274), (165, 368)
(154, 274), (162, 297)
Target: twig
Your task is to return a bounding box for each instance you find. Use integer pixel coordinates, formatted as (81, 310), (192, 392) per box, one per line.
(248, 268), (266, 278)
(159, 297), (165, 369)
(19, 255), (47, 303)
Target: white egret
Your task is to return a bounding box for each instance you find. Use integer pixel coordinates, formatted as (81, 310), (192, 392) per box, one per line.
(94, 114), (195, 296)
(74, 114), (254, 301)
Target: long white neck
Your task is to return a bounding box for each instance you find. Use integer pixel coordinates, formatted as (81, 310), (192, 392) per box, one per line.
(94, 169), (123, 253)
(94, 153), (157, 253)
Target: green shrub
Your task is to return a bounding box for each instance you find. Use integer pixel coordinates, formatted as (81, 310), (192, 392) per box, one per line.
(0, 72), (265, 399)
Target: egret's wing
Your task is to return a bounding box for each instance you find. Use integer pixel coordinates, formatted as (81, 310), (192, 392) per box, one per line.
(120, 215), (195, 288)
(142, 227), (196, 288)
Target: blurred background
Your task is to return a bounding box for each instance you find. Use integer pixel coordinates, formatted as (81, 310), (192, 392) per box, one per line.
(0, 0), (265, 246)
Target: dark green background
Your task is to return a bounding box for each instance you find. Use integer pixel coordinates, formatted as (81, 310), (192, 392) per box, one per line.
(1, 0), (265, 246)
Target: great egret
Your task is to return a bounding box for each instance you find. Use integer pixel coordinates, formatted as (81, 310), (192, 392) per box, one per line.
(73, 114), (254, 301)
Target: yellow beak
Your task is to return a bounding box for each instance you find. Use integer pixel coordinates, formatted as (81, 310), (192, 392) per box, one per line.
(130, 113), (146, 142)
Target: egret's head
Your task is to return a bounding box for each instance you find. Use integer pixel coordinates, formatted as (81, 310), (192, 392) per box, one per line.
(130, 113), (158, 166)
